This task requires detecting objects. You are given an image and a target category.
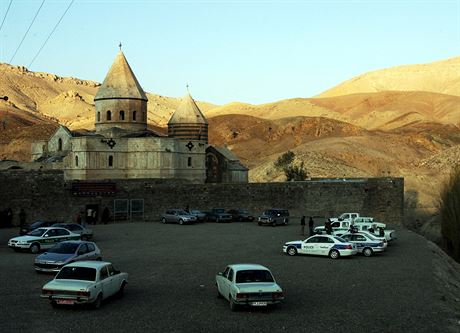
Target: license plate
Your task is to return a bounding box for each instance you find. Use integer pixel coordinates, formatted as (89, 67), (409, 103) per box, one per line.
(251, 302), (267, 306)
(57, 299), (74, 305)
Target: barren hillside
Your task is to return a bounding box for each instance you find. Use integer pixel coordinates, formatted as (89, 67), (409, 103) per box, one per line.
(317, 56), (460, 98)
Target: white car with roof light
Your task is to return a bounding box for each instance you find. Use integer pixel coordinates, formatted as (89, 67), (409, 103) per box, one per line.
(8, 227), (81, 254)
(283, 234), (357, 259)
(340, 232), (386, 256)
(41, 261), (128, 309)
(216, 264), (284, 311)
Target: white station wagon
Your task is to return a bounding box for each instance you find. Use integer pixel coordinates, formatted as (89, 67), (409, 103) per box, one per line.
(216, 264), (284, 311)
(283, 235), (357, 259)
(41, 261), (128, 309)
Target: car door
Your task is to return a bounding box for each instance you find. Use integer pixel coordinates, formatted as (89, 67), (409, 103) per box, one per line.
(86, 243), (97, 259)
(106, 264), (120, 296)
(352, 234), (368, 251)
(317, 236), (334, 255)
(302, 237), (319, 255)
(75, 244), (89, 261)
(218, 267), (231, 299)
(42, 229), (58, 249)
(99, 265), (112, 299)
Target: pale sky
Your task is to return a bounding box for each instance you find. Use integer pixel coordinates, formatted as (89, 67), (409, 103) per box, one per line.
(0, 0), (459, 104)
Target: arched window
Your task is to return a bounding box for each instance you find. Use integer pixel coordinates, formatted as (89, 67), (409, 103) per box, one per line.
(75, 155), (79, 167)
(119, 110), (125, 121)
(132, 111), (136, 121)
(97, 112), (100, 122)
(58, 138), (62, 151)
(108, 155), (113, 167)
(188, 157), (192, 167)
(107, 110), (112, 121)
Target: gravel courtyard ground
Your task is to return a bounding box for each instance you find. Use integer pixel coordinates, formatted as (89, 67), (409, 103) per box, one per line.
(0, 221), (458, 333)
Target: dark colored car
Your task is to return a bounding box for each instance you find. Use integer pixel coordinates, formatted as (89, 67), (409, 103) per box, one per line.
(34, 240), (102, 273)
(205, 209), (233, 223)
(189, 210), (207, 222)
(227, 209), (255, 222)
(19, 220), (60, 236)
(258, 209), (290, 226)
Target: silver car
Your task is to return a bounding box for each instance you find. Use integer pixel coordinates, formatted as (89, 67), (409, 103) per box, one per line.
(161, 209), (197, 225)
(34, 241), (102, 273)
(52, 223), (93, 240)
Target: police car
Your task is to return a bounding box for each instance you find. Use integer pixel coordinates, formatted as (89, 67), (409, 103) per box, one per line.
(340, 232), (386, 257)
(8, 227), (81, 254)
(283, 234), (357, 259)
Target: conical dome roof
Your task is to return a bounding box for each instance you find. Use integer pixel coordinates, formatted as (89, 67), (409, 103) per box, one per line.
(168, 93), (208, 125)
(94, 51), (147, 101)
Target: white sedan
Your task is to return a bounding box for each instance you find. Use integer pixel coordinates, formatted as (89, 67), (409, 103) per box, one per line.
(216, 264), (284, 311)
(41, 261), (128, 308)
(8, 227), (81, 254)
(283, 235), (357, 259)
(340, 232), (386, 256)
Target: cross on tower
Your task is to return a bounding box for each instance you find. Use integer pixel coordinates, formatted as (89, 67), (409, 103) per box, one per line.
(119, 42), (122, 50)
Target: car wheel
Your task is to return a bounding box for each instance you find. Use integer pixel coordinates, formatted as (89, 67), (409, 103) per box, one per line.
(272, 222), (276, 227)
(179, 219), (184, 225)
(229, 296), (238, 312)
(216, 217), (220, 223)
(161, 217), (167, 224)
(329, 249), (340, 259)
(30, 243), (40, 254)
(92, 293), (102, 309)
(117, 282), (126, 298)
(217, 286), (223, 299)
(50, 301), (59, 309)
(363, 247), (373, 257)
(258, 222), (262, 226)
(287, 246), (297, 256)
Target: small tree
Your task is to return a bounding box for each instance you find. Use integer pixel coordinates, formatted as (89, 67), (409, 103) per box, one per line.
(274, 151), (295, 169)
(284, 161), (308, 181)
(440, 166), (460, 262)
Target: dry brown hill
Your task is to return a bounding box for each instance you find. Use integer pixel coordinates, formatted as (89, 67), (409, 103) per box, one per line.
(205, 91), (460, 130)
(317, 56), (460, 98)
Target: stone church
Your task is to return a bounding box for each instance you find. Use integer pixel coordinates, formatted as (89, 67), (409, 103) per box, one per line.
(31, 50), (248, 183)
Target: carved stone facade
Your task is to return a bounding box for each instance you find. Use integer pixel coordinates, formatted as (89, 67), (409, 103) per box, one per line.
(31, 51), (248, 183)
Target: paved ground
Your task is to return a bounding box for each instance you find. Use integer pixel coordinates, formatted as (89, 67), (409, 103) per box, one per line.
(0, 221), (450, 333)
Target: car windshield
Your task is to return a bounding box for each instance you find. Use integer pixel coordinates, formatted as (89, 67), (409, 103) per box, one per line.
(28, 228), (47, 237)
(48, 243), (79, 254)
(334, 236), (347, 243)
(56, 266), (96, 281)
(235, 270), (274, 283)
(30, 221), (44, 229)
(190, 210), (201, 214)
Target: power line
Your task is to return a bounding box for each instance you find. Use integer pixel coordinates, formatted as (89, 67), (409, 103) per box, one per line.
(28, 0), (74, 68)
(0, 0), (13, 34)
(8, 0), (45, 64)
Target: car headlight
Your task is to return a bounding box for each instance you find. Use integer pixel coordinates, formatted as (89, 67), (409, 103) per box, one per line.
(17, 241), (28, 244)
(54, 261), (65, 265)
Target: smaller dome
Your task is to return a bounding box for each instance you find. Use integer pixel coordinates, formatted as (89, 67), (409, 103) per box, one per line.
(168, 93), (208, 125)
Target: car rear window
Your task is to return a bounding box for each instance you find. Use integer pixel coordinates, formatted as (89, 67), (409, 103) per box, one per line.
(235, 270), (274, 283)
(56, 267), (96, 281)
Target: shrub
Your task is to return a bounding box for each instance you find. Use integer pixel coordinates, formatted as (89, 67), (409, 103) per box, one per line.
(440, 166), (460, 262)
(284, 161), (308, 181)
(274, 151), (295, 169)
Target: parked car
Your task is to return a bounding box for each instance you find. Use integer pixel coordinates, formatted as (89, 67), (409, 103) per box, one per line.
(189, 209), (207, 222)
(19, 220), (61, 236)
(227, 209), (255, 222)
(216, 264), (284, 311)
(258, 209), (289, 226)
(8, 227), (81, 254)
(34, 241), (102, 273)
(41, 261), (128, 308)
(161, 209), (197, 225)
(283, 234), (357, 259)
(340, 232), (386, 257)
(52, 223), (93, 240)
(205, 208), (232, 223)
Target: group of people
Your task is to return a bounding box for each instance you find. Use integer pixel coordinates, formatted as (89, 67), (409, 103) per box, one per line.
(300, 216), (315, 236)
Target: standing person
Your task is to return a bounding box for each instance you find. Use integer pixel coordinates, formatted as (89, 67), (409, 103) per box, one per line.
(86, 208), (93, 225)
(101, 207), (110, 225)
(308, 216), (314, 236)
(300, 216), (306, 235)
(18, 208), (26, 235)
(6, 207), (13, 227)
(76, 212), (82, 225)
(325, 218), (332, 235)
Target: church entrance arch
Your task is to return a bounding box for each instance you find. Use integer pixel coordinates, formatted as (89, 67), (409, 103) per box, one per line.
(205, 153), (220, 183)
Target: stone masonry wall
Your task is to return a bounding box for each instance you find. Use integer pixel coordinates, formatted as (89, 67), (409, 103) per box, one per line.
(0, 170), (404, 226)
